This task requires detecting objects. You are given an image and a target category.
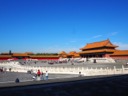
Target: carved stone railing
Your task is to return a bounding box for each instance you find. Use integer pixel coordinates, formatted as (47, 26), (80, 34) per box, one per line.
(0, 61), (128, 76)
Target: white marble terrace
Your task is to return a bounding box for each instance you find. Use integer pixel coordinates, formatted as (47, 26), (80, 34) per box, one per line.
(0, 60), (128, 76)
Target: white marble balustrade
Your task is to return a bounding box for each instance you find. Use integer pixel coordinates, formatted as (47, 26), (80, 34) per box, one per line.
(0, 61), (128, 76)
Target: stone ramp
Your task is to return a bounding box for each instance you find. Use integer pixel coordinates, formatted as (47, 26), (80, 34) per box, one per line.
(0, 75), (128, 96)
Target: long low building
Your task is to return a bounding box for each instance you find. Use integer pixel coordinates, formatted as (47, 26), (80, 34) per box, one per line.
(0, 52), (59, 60)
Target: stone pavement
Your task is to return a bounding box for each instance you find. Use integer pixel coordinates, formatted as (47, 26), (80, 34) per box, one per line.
(0, 72), (78, 83)
(0, 74), (128, 96)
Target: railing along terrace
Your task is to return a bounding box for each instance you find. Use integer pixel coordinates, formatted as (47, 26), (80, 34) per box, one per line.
(0, 61), (128, 76)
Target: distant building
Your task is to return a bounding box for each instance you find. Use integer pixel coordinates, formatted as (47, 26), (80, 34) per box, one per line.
(59, 39), (128, 59)
(0, 52), (59, 60)
(110, 50), (128, 59)
(58, 51), (80, 58)
(79, 39), (117, 58)
(58, 51), (67, 58)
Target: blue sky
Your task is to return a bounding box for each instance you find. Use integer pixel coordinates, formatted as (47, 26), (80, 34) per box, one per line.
(0, 0), (128, 53)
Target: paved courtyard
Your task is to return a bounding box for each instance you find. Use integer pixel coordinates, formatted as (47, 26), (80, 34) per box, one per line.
(0, 71), (78, 83)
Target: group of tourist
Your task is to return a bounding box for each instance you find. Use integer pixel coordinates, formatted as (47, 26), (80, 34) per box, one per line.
(15, 70), (49, 83)
(0, 67), (4, 72)
(0, 67), (7, 72)
(32, 70), (49, 81)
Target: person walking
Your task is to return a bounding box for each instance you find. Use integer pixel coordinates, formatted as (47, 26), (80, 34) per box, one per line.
(45, 71), (48, 80)
(37, 70), (41, 76)
(41, 71), (44, 80)
(79, 71), (82, 77)
(37, 70), (41, 80)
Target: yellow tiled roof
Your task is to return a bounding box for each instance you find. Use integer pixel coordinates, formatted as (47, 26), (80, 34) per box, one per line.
(79, 49), (115, 54)
(67, 51), (80, 57)
(80, 39), (117, 50)
(73, 53), (80, 57)
(12, 53), (28, 56)
(111, 50), (128, 55)
(58, 51), (67, 55)
(0, 55), (12, 57)
(67, 51), (76, 56)
(29, 55), (59, 57)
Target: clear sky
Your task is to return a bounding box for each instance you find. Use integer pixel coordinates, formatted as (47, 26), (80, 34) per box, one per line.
(0, 0), (128, 53)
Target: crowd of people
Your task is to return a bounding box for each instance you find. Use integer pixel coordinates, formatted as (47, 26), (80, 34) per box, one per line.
(32, 70), (49, 81)
(15, 69), (49, 83)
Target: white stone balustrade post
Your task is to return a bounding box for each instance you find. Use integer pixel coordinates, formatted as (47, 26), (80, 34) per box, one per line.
(107, 67), (108, 75)
(114, 66), (116, 75)
(122, 65), (124, 74)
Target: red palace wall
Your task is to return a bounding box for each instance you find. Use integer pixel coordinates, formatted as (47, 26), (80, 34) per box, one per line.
(104, 54), (110, 58)
(30, 57), (59, 60)
(0, 57), (59, 60)
(110, 55), (128, 60)
(0, 57), (11, 60)
(104, 54), (128, 60)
